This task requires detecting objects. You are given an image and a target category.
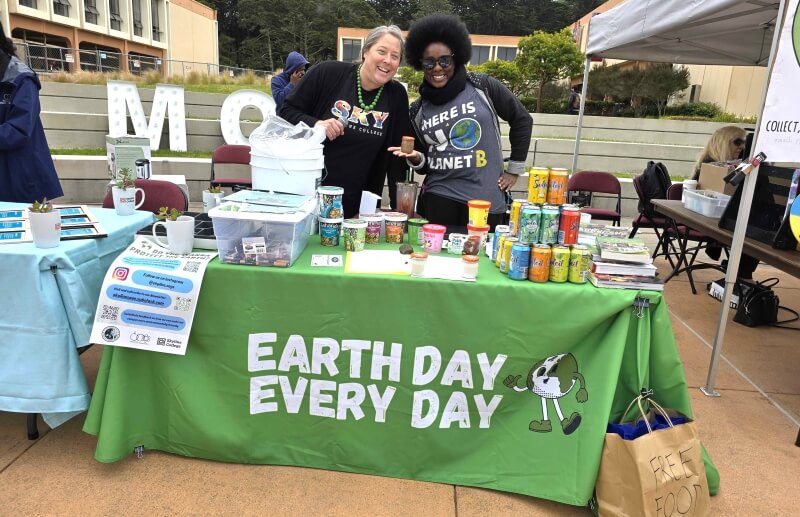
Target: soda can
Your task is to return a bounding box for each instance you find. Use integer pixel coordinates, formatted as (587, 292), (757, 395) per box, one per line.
(546, 168), (569, 205)
(508, 243), (531, 280)
(494, 233), (508, 268)
(517, 204), (541, 244)
(499, 237), (518, 273)
(491, 225), (510, 262)
(549, 245), (570, 283)
(558, 205), (581, 245)
(568, 244), (592, 284)
(528, 167), (550, 204)
(508, 199), (525, 237)
(528, 244), (552, 282)
(539, 204), (561, 244)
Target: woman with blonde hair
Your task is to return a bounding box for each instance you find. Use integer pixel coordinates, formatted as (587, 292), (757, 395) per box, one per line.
(692, 125), (747, 179)
(280, 25), (412, 217)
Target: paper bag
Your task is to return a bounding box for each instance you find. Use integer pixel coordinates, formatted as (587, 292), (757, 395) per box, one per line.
(595, 397), (710, 517)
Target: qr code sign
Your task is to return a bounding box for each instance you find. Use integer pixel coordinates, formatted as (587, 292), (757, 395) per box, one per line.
(183, 261), (200, 273)
(101, 304), (120, 322)
(174, 296), (192, 311)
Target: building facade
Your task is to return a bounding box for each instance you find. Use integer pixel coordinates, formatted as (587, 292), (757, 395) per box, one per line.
(1, 0), (217, 76)
(337, 27), (521, 65)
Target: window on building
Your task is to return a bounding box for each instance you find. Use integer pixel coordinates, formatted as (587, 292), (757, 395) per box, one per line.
(471, 45), (490, 65)
(342, 38), (361, 63)
(109, 0), (123, 30)
(84, 0), (100, 24)
(132, 0), (143, 36)
(151, 0), (162, 41)
(690, 85), (702, 103)
(53, 0), (71, 17)
(20, 0), (38, 7)
(496, 47), (517, 61)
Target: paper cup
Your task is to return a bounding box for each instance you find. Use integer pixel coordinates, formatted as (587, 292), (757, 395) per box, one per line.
(467, 199), (491, 226)
(319, 217), (343, 246)
(407, 217), (428, 246)
(384, 212), (408, 244)
(360, 212), (384, 244)
(467, 223), (490, 250)
(422, 223), (446, 253)
(318, 186), (344, 219)
(342, 219), (367, 252)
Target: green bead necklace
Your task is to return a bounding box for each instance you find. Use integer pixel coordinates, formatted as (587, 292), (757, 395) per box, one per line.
(356, 64), (385, 111)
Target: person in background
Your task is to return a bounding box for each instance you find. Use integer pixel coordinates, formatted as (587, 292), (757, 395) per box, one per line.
(692, 125), (747, 179)
(389, 13), (532, 230)
(271, 51), (310, 113)
(567, 86), (581, 115)
(0, 22), (63, 203)
(693, 125), (758, 282)
(280, 26), (412, 217)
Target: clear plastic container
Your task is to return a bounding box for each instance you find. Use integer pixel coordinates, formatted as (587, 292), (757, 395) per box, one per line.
(683, 189), (732, 218)
(209, 203), (314, 267)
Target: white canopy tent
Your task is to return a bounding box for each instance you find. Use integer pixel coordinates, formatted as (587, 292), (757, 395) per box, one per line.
(573, 0), (788, 397)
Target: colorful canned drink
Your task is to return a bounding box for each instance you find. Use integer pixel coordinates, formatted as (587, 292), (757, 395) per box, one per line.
(549, 245), (570, 283)
(546, 168), (569, 205)
(539, 204), (561, 244)
(492, 228), (510, 263)
(490, 225), (509, 261)
(528, 244), (552, 282)
(527, 167), (549, 204)
(499, 237), (518, 273)
(558, 205), (581, 245)
(508, 199), (525, 238)
(508, 243), (531, 280)
(518, 204), (541, 244)
(568, 244), (591, 284)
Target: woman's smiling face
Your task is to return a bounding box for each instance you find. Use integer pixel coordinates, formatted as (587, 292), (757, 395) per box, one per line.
(422, 42), (455, 88)
(360, 34), (402, 90)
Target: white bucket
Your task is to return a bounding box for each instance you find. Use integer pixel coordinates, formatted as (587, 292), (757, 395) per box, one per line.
(250, 153), (325, 171)
(251, 165), (323, 196)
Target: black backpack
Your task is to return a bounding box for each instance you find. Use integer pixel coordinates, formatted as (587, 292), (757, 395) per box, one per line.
(637, 161), (672, 218)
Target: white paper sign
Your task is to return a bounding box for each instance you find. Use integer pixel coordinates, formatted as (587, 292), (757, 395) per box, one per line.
(757, 0), (800, 162)
(89, 237), (217, 355)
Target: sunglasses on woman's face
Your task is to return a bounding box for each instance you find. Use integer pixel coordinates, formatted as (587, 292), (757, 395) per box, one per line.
(421, 55), (454, 70)
(732, 138), (746, 146)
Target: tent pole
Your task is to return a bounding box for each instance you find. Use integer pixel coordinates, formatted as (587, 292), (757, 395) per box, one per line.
(701, 0), (789, 397)
(571, 56), (592, 174)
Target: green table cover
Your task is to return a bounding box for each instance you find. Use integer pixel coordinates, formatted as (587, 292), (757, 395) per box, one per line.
(84, 242), (694, 506)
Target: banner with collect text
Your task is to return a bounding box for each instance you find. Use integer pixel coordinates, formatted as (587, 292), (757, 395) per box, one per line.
(85, 253), (698, 508)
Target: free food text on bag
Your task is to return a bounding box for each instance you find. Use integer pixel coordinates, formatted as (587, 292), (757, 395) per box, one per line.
(595, 394), (710, 517)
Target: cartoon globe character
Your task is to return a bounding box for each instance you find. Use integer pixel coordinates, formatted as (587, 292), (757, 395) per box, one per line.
(504, 353), (588, 435)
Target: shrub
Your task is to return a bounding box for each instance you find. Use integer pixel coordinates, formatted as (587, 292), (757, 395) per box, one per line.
(665, 102), (721, 118)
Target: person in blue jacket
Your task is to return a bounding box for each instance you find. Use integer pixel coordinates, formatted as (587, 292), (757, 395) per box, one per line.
(270, 51), (310, 113)
(0, 22), (63, 203)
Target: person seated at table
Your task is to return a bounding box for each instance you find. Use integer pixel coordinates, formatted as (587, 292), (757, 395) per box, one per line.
(279, 25), (412, 218)
(693, 125), (758, 282)
(388, 13), (533, 231)
(0, 22), (63, 203)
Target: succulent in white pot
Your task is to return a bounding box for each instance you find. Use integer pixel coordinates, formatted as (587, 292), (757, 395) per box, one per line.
(28, 198), (61, 249)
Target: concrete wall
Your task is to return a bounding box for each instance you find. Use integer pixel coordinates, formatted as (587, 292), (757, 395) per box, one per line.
(41, 82), (732, 212)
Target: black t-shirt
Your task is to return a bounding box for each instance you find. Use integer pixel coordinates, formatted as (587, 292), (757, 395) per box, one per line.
(280, 61), (412, 217)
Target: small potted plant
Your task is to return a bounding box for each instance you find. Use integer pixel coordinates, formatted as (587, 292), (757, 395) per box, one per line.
(202, 184), (225, 213)
(152, 207), (195, 254)
(28, 198), (61, 249)
(111, 168), (145, 215)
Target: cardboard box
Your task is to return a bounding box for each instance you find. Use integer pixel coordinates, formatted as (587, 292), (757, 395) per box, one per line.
(106, 136), (151, 180)
(698, 163), (737, 196)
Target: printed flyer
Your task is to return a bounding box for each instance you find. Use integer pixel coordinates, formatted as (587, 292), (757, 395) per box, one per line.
(89, 237), (217, 355)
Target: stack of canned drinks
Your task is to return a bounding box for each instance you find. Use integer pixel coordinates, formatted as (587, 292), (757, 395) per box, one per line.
(489, 167), (591, 283)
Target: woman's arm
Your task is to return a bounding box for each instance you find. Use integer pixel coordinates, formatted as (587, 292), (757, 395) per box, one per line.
(484, 75), (533, 174)
(279, 62), (344, 140)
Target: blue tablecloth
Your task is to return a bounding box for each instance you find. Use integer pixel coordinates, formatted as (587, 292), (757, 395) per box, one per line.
(0, 203), (153, 428)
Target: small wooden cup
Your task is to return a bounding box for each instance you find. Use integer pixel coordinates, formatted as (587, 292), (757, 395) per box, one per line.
(401, 136), (414, 154)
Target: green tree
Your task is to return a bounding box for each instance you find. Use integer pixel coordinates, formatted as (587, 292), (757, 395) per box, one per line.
(471, 60), (524, 96)
(637, 64), (690, 116)
(412, 0), (453, 20)
(515, 28), (584, 112)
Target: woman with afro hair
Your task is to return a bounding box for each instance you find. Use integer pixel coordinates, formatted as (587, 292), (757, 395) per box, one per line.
(390, 13), (532, 230)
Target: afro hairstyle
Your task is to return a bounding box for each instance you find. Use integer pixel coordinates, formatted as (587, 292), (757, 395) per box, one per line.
(405, 13), (472, 71)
